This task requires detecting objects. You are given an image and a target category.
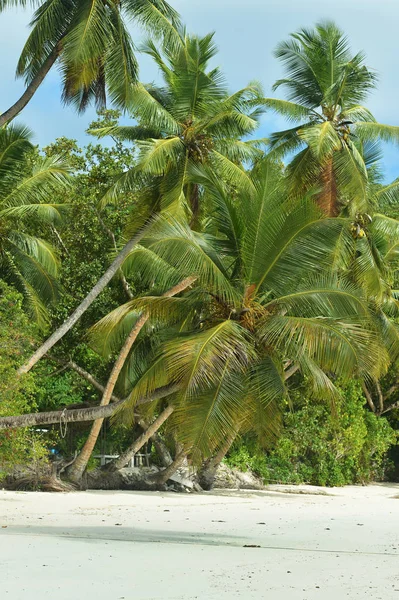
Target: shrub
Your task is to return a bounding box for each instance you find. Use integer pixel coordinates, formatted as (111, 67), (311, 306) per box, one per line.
(226, 381), (397, 486)
(0, 281), (49, 477)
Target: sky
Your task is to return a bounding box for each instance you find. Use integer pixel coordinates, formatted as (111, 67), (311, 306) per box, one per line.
(1, 0), (399, 181)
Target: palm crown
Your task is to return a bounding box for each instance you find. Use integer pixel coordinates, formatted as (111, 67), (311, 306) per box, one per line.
(89, 160), (388, 461)
(0, 0), (180, 121)
(0, 124), (70, 324)
(265, 21), (399, 216)
(90, 30), (266, 225)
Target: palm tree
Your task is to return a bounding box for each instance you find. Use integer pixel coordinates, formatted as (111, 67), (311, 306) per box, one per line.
(90, 30), (267, 226)
(0, 123), (70, 324)
(264, 21), (399, 216)
(16, 28), (267, 375)
(86, 159), (388, 467)
(3, 162), (396, 478)
(0, 0), (181, 126)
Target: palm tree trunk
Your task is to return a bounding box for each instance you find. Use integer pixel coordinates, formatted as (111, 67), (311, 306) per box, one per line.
(198, 433), (237, 490)
(153, 449), (186, 485)
(107, 405), (174, 472)
(189, 183), (200, 229)
(67, 313), (149, 483)
(49, 358), (173, 464)
(0, 47), (59, 127)
(67, 276), (195, 483)
(0, 384), (180, 430)
(150, 431), (172, 467)
(17, 222), (152, 376)
(317, 157), (338, 216)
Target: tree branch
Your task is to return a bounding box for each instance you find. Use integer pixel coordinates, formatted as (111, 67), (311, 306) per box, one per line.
(48, 356), (120, 403)
(362, 382), (376, 413)
(94, 207), (134, 300)
(381, 400), (399, 415)
(284, 364), (299, 380)
(375, 381), (384, 414)
(385, 382), (399, 400)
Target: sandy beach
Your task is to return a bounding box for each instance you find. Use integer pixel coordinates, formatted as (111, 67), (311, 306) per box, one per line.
(0, 484), (398, 599)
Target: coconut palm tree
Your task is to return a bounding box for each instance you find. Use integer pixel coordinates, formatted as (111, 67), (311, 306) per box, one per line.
(0, 123), (70, 324)
(15, 29), (267, 374)
(90, 30), (267, 226)
(264, 21), (399, 216)
(85, 159), (388, 469)
(0, 0), (181, 126)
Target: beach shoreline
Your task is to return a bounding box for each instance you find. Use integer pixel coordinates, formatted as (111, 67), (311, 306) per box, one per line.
(0, 484), (398, 599)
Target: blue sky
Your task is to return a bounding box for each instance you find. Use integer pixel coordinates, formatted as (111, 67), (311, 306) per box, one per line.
(1, 0), (398, 181)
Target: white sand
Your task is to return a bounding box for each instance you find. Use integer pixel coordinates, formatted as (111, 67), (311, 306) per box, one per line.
(0, 484), (398, 599)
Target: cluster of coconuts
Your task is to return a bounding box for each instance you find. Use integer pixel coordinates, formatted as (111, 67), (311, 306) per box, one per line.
(189, 136), (213, 162)
(350, 213), (372, 239)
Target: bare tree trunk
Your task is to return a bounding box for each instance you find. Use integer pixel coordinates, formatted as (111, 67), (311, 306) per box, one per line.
(198, 433), (237, 490)
(284, 364), (299, 380)
(107, 405), (174, 471)
(318, 158), (338, 217)
(0, 384), (180, 430)
(95, 208), (134, 299)
(0, 47), (59, 127)
(67, 276), (195, 483)
(17, 222), (153, 376)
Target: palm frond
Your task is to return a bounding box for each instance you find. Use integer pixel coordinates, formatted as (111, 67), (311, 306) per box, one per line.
(355, 122), (399, 145)
(261, 97), (316, 121)
(258, 313), (387, 382)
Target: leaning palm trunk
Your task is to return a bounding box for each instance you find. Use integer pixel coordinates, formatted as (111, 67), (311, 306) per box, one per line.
(67, 276), (195, 483)
(106, 405), (174, 472)
(318, 157), (338, 216)
(150, 431), (172, 467)
(153, 449), (186, 485)
(198, 433), (237, 490)
(67, 313), (149, 483)
(0, 46), (60, 127)
(18, 223), (153, 376)
(0, 384), (180, 430)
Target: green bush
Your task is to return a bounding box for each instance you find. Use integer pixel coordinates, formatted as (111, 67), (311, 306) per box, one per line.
(226, 381), (397, 486)
(0, 281), (49, 477)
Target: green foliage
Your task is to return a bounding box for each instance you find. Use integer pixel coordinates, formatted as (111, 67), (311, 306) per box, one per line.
(267, 21), (399, 215)
(0, 124), (70, 326)
(226, 381), (397, 486)
(0, 281), (49, 475)
(89, 32), (266, 222)
(2, 18), (399, 486)
(91, 159), (389, 464)
(43, 127), (136, 346)
(1, 0), (181, 113)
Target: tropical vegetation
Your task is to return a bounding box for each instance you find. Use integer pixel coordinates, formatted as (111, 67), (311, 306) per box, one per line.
(1, 13), (399, 490)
